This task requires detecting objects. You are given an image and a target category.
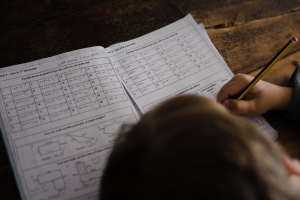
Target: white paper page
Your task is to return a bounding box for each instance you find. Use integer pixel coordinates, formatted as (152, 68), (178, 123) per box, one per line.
(0, 47), (139, 200)
(106, 15), (277, 139)
(197, 24), (278, 138)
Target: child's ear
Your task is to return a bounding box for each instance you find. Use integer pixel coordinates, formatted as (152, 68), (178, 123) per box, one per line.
(282, 155), (300, 176)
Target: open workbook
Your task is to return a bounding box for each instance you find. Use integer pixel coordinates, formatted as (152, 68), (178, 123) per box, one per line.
(0, 14), (277, 200)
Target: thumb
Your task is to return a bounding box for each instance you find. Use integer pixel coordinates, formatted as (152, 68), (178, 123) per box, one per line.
(222, 99), (255, 115)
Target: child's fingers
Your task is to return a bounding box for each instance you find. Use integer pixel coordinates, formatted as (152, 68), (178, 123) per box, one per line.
(222, 99), (256, 115)
(217, 80), (249, 102)
(217, 74), (254, 103)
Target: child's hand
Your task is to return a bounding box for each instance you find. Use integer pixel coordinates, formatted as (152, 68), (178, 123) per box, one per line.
(216, 74), (293, 115)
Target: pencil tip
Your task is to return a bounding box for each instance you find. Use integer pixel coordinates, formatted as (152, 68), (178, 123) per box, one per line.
(292, 37), (298, 43)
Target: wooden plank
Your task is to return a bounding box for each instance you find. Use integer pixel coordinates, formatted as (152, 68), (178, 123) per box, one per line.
(2, 0), (300, 32)
(3, 0), (299, 72)
(169, 0), (300, 27)
(0, 0), (182, 68)
(206, 11), (300, 74)
(249, 51), (300, 86)
(0, 1), (300, 198)
(0, 0), (108, 32)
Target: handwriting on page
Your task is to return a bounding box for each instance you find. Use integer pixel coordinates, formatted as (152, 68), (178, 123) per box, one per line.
(112, 25), (220, 99)
(1, 63), (127, 132)
(107, 15), (277, 140)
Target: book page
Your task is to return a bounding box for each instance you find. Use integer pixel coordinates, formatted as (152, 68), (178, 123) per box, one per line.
(0, 47), (139, 200)
(106, 15), (278, 139)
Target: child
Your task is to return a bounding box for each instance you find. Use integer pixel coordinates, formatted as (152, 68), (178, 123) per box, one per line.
(100, 95), (300, 199)
(217, 67), (300, 121)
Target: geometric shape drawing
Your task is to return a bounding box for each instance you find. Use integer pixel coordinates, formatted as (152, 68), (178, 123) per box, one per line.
(66, 134), (94, 143)
(38, 141), (61, 156)
(37, 170), (66, 191)
(30, 136), (68, 166)
(76, 161), (88, 174)
(64, 126), (103, 152)
(75, 162), (101, 183)
(99, 121), (125, 146)
(104, 122), (124, 134)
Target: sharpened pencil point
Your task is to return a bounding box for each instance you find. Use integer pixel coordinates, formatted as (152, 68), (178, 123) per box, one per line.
(292, 37), (298, 43)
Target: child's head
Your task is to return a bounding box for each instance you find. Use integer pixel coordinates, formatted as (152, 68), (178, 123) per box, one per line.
(100, 95), (300, 200)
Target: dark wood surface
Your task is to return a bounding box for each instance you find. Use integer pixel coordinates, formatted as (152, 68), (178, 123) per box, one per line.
(1, 0), (300, 199)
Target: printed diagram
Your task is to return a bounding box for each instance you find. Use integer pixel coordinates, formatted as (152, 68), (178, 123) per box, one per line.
(99, 122), (124, 145)
(67, 134), (94, 144)
(76, 161), (102, 183)
(38, 170), (66, 195)
(65, 121), (124, 152)
(29, 120), (125, 166)
(21, 116), (135, 200)
(28, 170), (68, 200)
(73, 152), (110, 190)
(65, 125), (103, 152)
(38, 142), (61, 156)
(92, 150), (110, 166)
(31, 136), (68, 165)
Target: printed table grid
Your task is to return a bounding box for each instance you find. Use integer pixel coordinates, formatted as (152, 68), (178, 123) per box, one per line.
(1, 64), (127, 133)
(112, 26), (220, 98)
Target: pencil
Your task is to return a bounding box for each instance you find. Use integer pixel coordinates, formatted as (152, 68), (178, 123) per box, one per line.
(236, 37), (298, 100)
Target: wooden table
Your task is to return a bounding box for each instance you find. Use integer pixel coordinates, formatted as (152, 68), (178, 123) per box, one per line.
(1, 0), (300, 199)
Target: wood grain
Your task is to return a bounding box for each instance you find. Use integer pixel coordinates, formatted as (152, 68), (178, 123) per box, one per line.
(1, 0), (300, 199)
(169, 0), (300, 27)
(0, 0), (184, 68)
(206, 12), (300, 74)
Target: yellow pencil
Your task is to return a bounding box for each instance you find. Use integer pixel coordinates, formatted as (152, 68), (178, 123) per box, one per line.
(236, 37), (298, 100)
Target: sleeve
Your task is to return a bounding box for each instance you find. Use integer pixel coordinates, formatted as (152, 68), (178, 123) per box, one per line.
(285, 65), (300, 121)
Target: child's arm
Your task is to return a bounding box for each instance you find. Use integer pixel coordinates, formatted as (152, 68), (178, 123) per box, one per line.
(216, 73), (293, 115)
